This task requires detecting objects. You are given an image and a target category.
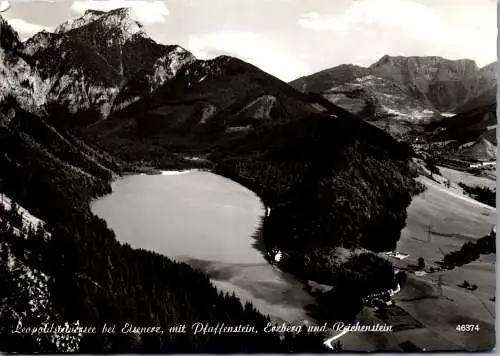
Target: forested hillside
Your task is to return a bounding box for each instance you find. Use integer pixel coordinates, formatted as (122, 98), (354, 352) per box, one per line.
(0, 8), (429, 352)
(0, 99), (327, 353)
(213, 113), (423, 286)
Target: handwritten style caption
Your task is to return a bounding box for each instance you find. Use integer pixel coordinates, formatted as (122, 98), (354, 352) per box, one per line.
(12, 320), (393, 336)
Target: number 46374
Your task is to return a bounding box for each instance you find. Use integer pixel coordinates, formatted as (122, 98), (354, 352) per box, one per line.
(456, 324), (480, 332)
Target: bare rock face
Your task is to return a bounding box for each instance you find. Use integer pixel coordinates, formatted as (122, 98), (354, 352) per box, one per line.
(102, 55), (316, 138)
(290, 64), (372, 94)
(0, 16), (48, 111)
(291, 55), (497, 119)
(25, 8), (196, 118)
(3, 9), (313, 130)
(54, 9), (107, 34)
(321, 75), (435, 121)
(236, 95), (277, 120)
(459, 137), (497, 161)
(474, 61), (497, 95)
(110, 45), (196, 113)
(369, 55), (494, 112)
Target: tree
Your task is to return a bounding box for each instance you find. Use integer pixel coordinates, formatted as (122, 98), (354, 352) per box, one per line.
(395, 271), (407, 286)
(424, 156), (440, 175)
(417, 257), (425, 270)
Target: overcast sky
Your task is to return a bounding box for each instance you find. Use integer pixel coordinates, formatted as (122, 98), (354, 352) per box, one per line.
(2, 0), (497, 81)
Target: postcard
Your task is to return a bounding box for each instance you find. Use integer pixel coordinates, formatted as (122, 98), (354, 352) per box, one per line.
(0, 0), (496, 353)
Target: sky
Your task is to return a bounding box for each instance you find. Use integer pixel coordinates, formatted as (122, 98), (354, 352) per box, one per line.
(1, 0), (497, 81)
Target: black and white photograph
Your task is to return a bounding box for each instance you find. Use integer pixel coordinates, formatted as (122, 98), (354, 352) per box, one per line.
(0, 0), (497, 352)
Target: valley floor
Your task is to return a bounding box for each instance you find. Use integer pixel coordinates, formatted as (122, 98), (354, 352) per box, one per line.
(438, 165), (496, 190)
(336, 171), (496, 351)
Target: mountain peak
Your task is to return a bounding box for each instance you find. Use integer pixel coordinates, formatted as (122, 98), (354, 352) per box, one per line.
(289, 63), (372, 93)
(106, 7), (135, 16)
(84, 9), (106, 16)
(370, 54), (479, 71)
(479, 61), (497, 75)
(55, 10), (104, 33)
(373, 54), (391, 66)
(0, 14), (21, 52)
(55, 7), (145, 39)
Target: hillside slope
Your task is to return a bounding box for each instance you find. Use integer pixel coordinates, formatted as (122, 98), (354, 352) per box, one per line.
(83, 55), (319, 163)
(1, 11), (427, 352)
(23, 9), (196, 118)
(0, 17), (47, 111)
(369, 56), (492, 112)
(68, 11), (423, 287)
(212, 112), (422, 282)
(459, 137), (497, 161)
(0, 95), (327, 353)
(291, 56), (496, 119)
(391, 175), (496, 351)
(426, 86), (496, 146)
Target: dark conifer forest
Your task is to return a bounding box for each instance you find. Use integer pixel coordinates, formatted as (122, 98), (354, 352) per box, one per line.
(440, 231), (496, 270)
(0, 103), (331, 353)
(0, 9), (430, 352)
(212, 114), (421, 282)
(458, 182), (496, 208)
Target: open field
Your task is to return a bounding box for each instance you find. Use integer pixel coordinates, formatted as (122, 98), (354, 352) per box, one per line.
(338, 173), (496, 351)
(398, 175), (495, 262)
(438, 166), (496, 190)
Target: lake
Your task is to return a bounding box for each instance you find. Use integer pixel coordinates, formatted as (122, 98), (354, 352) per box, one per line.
(91, 170), (314, 322)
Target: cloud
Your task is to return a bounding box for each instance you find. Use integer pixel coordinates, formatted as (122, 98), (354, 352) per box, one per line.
(187, 31), (309, 82)
(296, 0), (496, 67)
(297, 0), (440, 33)
(6, 18), (50, 38)
(0, 1), (9, 12)
(71, 0), (169, 23)
(10, 0), (60, 2)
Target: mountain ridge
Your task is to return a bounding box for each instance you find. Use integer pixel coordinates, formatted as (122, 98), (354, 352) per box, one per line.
(19, 9), (196, 117)
(290, 55), (497, 119)
(0, 22), (331, 350)
(0, 9), (432, 353)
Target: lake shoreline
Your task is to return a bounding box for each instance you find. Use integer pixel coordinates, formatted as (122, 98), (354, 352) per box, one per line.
(91, 170), (315, 323)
